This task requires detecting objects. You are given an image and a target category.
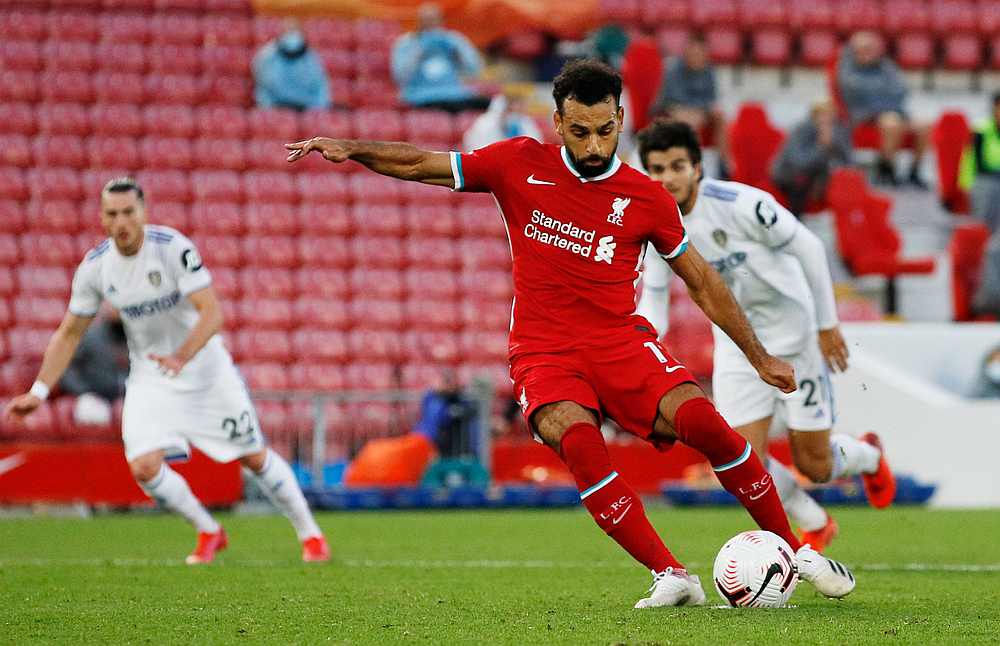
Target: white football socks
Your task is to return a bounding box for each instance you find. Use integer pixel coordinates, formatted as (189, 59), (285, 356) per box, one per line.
(251, 449), (322, 541)
(768, 458), (827, 532)
(829, 433), (881, 480)
(141, 464), (220, 534)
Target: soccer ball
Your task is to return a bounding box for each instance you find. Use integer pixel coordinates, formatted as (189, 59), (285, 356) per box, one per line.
(713, 530), (798, 608)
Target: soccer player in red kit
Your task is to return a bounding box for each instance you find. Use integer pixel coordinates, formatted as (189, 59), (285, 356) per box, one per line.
(287, 59), (855, 607)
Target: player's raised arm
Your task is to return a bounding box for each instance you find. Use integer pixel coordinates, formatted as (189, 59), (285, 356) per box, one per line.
(667, 244), (796, 393)
(285, 137), (456, 187)
(3, 312), (94, 421)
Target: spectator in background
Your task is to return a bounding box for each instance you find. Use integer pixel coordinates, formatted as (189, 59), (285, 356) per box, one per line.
(973, 231), (1000, 319)
(970, 345), (1000, 399)
(960, 92), (1000, 233)
(391, 3), (489, 113)
(414, 369), (477, 458)
(59, 308), (129, 404)
(838, 31), (928, 187)
(462, 87), (542, 151)
(772, 100), (853, 217)
(253, 19), (331, 111)
(650, 35), (730, 176)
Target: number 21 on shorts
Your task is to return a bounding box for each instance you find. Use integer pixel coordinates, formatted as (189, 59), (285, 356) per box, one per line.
(644, 341), (685, 373)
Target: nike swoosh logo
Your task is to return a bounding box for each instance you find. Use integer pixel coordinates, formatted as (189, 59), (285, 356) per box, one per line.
(748, 562), (784, 605)
(748, 483), (772, 501)
(664, 364), (685, 373)
(0, 453), (26, 477)
(611, 503), (633, 525)
(526, 174), (556, 186)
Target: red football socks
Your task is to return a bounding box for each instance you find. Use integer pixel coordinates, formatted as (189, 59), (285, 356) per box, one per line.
(673, 398), (802, 551)
(559, 422), (684, 573)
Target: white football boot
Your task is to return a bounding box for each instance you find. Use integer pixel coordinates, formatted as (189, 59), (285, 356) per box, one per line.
(634, 568), (707, 608)
(796, 544), (856, 598)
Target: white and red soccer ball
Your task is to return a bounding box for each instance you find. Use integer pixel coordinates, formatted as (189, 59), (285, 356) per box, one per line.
(713, 530), (798, 608)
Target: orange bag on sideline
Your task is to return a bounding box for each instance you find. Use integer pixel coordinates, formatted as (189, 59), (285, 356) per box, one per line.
(343, 433), (437, 486)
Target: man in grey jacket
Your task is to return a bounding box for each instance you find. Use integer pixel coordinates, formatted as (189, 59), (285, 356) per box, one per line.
(772, 100), (853, 216)
(838, 31), (928, 187)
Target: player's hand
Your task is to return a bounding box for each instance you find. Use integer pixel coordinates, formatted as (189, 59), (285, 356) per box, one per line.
(285, 137), (351, 164)
(149, 353), (185, 378)
(754, 355), (797, 394)
(818, 326), (849, 372)
(3, 393), (42, 421)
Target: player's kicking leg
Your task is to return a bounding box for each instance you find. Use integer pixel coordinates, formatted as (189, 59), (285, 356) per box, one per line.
(241, 449), (329, 562)
(532, 401), (706, 609)
(652, 385), (855, 599)
(789, 429), (896, 510)
(734, 417), (837, 551)
(130, 450), (228, 565)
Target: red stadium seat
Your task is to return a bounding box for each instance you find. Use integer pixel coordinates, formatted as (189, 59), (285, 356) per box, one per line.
(140, 138), (193, 171)
(293, 269), (350, 299)
(296, 172), (349, 204)
(211, 266), (240, 299)
(239, 267), (294, 299)
(194, 105), (248, 139)
(403, 111), (456, 142)
(404, 268), (459, 299)
(145, 74), (202, 105)
(350, 298), (404, 330)
(351, 78), (400, 109)
(202, 76), (254, 107)
(930, 0), (977, 35)
(31, 135), (86, 170)
(401, 330), (460, 364)
(405, 237), (459, 269)
(139, 170), (192, 203)
(0, 103), (36, 136)
(238, 298), (294, 331)
(297, 203), (352, 237)
(655, 26), (691, 58)
(1, 10), (47, 41)
(143, 105), (196, 139)
(981, 2), (1000, 38)
(458, 239), (512, 270)
(195, 235), (242, 267)
(943, 34), (982, 70)
(13, 297), (64, 328)
(0, 135), (31, 169)
(398, 180), (453, 207)
(751, 29), (792, 66)
(348, 329), (401, 362)
(354, 109), (404, 140)
(0, 266), (16, 298)
(800, 31), (838, 67)
(193, 171), (243, 202)
(25, 203), (80, 236)
(299, 110), (353, 140)
(1, 398), (58, 439)
(235, 330), (292, 363)
(0, 71), (39, 103)
(245, 203), (298, 236)
(348, 174), (402, 205)
(316, 48), (357, 79)
(193, 138), (246, 171)
(303, 17), (355, 49)
(244, 171), (297, 204)
(2, 41), (43, 72)
(20, 234), (78, 267)
(739, 0), (787, 27)
(203, 14), (253, 46)
(297, 236), (352, 269)
(400, 363), (446, 390)
(404, 298), (461, 331)
(457, 203), (505, 236)
(833, 0), (882, 33)
(950, 223), (991, 321)
(690, 0), (738, 27)
(202, 44), (252, 76)
(0, 202), (26, 234)
(37, 103), (90, 137)
(932, 112), (971, 214)
(354, 18), (402, 44)
(48, 12), (100, 42)
(992, 36), (1000, 70)
(350, 236), (404, 269)
(147, 201), (189, 232)
(704, 27), (743, 65)
(7, 326), (55, 360)
(343, 362), (397, 390)
(93, 42), (146, 74)
(289, 363), (345, 391)
(239, 363), (289, 391)
(404, 205), (458, 238)
(460, 270), (513, 303)
(0, 301), (11, 331)
(99, 13), (151, 44)
(190, 202), (244, 236)
(28, 168), (84, 202)
(253, 15), (284, 45)
(42, 72), (94, 104)
(42, 41), (96, 73)
(727, 103), (785, 195)
(150, 13), (203, 46)
(90, 104), (144, 137)
(291, 329), (349, 363)
(245, 139), (291, 171)
(884, 0), (930, 34)
(88, 136), (141, 171)
(147, 44), (203, 76)
(75, 232), (108, 260)
(460, 330), (509, 362)
(349, 204), (405, 237)
(292, 296), (350, 329)
(461, 297), (511, 330)
(355, 47), (391, 79)
(349, 268), (404, 299)
(0, 169), (27, 201)
(896, 32), (935, 70)
(248, 108), (300, 141)
(93, 72), (146, 104)
(0, 235), (18, 267)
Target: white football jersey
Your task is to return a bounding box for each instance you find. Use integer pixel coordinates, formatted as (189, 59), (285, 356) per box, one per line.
(69, 225), (233, 390)
(643, 179), (823, 357)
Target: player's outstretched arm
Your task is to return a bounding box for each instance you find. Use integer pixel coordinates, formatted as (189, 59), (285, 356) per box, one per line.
(149, 286), (223, 378)
(668, 245), (796, 393)
(3, 312), (93, 420)
(286, 137), (455, 187)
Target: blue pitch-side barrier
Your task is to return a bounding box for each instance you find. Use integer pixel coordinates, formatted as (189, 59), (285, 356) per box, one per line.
(303, 485), (583, 511)
(661, 475), (936, 507)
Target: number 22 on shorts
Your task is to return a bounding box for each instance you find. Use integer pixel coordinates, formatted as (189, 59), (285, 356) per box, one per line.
(643, 341), (685, 373)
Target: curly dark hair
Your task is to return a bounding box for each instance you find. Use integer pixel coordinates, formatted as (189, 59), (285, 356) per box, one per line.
(552, 58), (622, 114)
(636, 118), (703, 170)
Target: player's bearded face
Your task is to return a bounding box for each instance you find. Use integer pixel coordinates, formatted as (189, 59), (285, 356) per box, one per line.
(100, 190), (147, 255)
(644, 148), (701, 213)
(555, 97), (622, 178)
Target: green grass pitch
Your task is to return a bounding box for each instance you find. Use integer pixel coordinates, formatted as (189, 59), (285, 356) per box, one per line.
(2, 506), (998, 644)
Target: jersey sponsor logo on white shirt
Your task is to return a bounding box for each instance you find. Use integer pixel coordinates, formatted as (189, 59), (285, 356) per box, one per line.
(607, 196), (630, 226)
(120, 290), (182, 320)
(526, 174), (557, 186)
(594, 235), (616, 264)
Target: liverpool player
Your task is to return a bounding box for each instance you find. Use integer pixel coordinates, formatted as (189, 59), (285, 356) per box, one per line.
(287, 60), (855, 606)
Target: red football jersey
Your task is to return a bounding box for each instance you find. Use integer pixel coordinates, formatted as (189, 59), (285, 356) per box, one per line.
(452, 137), (688, 356)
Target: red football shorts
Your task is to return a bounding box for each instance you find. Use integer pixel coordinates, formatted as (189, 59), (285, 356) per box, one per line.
(510, 327), (698, 447)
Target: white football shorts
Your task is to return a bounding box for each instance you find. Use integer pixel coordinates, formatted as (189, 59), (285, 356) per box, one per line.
(121, 367), (264, 463)
(712, 340), (835, 432)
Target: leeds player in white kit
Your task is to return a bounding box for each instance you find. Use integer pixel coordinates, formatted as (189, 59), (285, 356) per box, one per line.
(3, 178), (329, 564)
(633, 121), (897, 550)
